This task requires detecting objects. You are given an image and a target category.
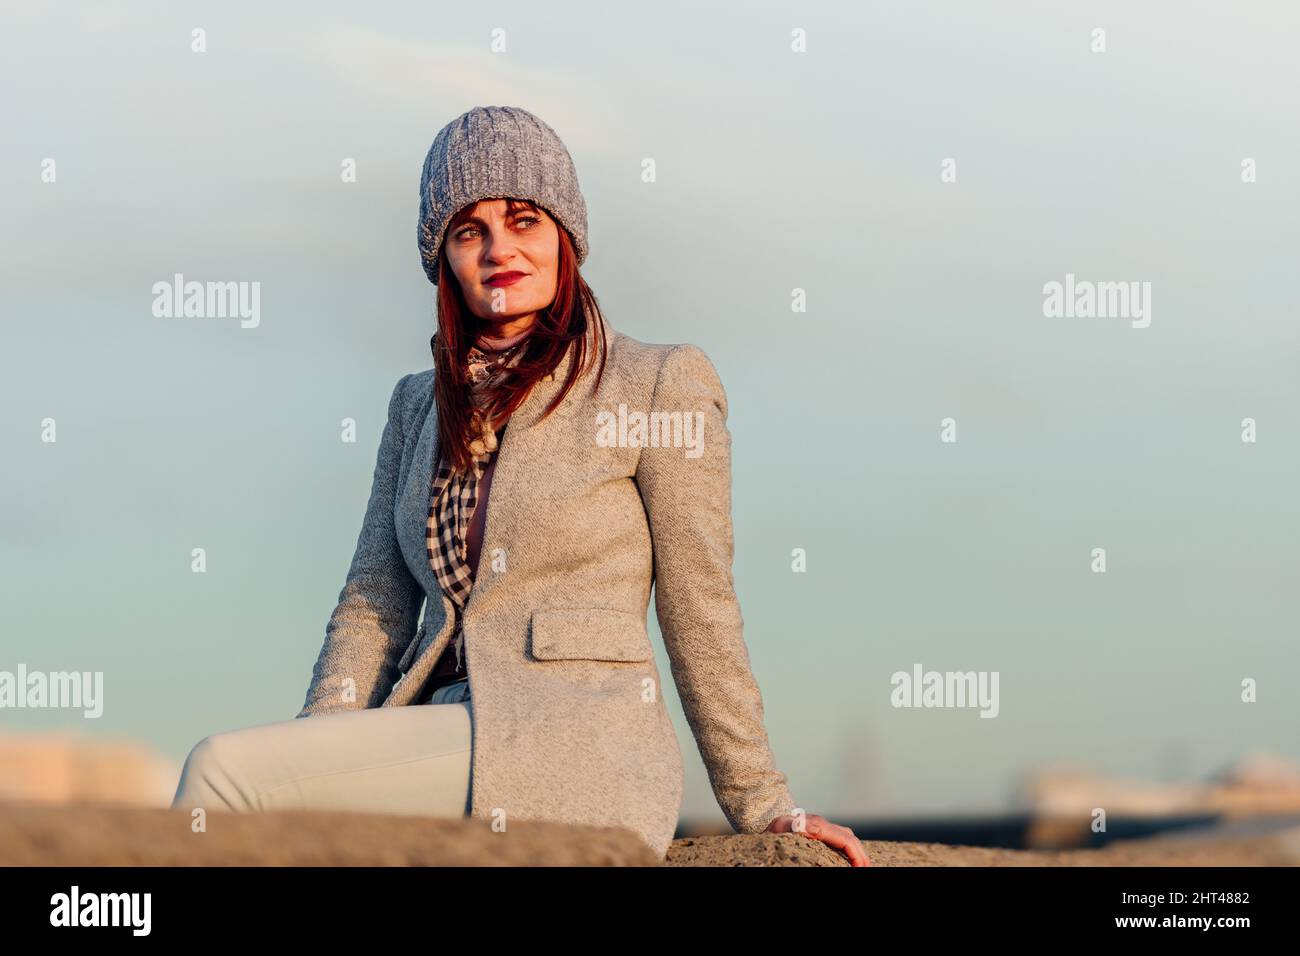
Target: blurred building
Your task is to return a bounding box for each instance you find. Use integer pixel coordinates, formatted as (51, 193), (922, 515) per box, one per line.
(0, 731), (179, 808)
(1016, 750), (1300, 848)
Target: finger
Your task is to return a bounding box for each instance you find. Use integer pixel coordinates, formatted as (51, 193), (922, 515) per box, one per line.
(794, 817), (871, 866)
(830, 828), (870, 867)
(824, 824), (870, 867)
(805, 822), (865, 866)
(846, 837), (872, 867)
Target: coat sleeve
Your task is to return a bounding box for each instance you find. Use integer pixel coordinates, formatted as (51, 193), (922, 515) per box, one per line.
(634, 344), (799, 834)
(297, 373), (424, 718)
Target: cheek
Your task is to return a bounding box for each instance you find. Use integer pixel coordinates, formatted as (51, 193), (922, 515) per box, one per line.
(446, 247), (479, 288)
(527, 228), (560, 271)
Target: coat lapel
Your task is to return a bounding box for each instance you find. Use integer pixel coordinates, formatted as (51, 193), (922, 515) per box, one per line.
(396, 381), (443, 598)
(397, 313), (610, 603)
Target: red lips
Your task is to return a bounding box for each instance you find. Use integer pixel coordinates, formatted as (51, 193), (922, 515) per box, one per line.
(485, 271), (527, 287)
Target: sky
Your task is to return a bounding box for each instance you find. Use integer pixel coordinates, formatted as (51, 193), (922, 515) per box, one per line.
(2, 0), (1298, 822)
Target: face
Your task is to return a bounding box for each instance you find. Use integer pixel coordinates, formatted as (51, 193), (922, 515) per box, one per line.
(444, 198), (560, 336)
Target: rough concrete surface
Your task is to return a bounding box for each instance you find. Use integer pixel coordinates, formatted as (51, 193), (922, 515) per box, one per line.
(3, 802), (1298, 866)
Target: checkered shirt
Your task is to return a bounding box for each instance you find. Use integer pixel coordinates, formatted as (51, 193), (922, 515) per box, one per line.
(425, 338), (526, 673)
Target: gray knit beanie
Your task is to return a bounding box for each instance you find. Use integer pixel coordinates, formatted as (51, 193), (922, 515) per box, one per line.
(418, 105), (589, 285)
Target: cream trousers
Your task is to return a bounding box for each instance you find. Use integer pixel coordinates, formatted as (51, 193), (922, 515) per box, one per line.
(171, 679), (473, 817)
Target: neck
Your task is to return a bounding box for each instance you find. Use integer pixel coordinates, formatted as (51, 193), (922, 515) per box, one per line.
(475, 328), (532, 355)
(478, 313), (537, 341)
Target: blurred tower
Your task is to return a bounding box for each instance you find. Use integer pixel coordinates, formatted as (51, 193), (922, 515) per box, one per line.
(829, 718), (883, 820)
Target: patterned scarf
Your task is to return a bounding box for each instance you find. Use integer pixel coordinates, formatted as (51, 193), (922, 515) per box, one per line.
(425, 331), (529, 674)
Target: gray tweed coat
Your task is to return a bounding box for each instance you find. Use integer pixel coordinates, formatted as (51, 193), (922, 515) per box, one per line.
(296, 312), (797, 859)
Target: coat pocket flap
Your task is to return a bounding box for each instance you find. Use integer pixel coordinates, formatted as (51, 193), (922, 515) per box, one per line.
(530, 607), (652, 662)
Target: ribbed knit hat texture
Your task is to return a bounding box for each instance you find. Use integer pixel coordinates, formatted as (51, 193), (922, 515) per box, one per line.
(418, 105), (589, 285)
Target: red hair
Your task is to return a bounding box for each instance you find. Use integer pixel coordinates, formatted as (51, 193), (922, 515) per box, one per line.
(430, 198), (608, 474)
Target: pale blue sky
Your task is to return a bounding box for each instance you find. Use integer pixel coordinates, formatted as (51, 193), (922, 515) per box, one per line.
(2, 0), (1297, 821)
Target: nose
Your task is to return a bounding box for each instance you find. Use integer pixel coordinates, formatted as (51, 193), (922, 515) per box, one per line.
(482, 224), (520, 264)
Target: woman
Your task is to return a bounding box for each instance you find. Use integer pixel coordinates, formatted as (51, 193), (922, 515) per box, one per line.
(172, 105), (869, 867)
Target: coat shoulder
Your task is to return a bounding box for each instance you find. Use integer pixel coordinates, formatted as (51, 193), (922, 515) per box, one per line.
(604, 327), (720, 395)
(403, 366), (436, 398)
(393, 367), (435, 437)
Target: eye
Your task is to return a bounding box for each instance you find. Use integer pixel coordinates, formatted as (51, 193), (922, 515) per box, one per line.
(454, 226), (480, 240)
(515, 215), (541, 229)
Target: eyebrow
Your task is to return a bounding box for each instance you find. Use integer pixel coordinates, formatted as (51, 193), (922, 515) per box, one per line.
(452, 204), (540, 228)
